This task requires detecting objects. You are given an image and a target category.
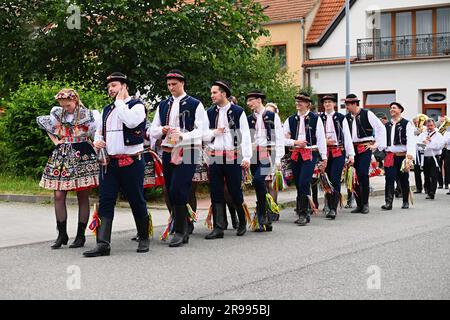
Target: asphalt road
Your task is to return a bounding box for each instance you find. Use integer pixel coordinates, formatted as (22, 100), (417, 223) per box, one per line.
(0, 190), (449, 300)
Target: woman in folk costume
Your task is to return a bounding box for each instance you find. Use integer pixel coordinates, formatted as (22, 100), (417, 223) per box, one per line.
(37, 88), (100, 249)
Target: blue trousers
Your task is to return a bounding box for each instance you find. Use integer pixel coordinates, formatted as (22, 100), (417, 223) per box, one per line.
(385, 155), (410, 202)
(291, 153), (318, 197)
(354, 149), (372, 206)
(209, 161), (244, 205)
(326, 152), (346, 193)
(99, 156), (147, 219)
(162, 151), (197, 206)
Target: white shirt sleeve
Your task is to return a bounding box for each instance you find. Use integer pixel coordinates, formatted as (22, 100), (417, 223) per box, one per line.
(115, 100), (146, 129)
(239, 112), (253, 162)
(342, 118), (355, 157)
(150, 106), (164, 140)
(283, 118), (295, 147)
(444, 131), (450, 146)
(89, 110), (101, 140)
(274, 114), (285, 165)
(427, 132), (445, 151)
(406, 122), (416, 157)
(316, 117), (327, 160)
(180, 103), (207, 144)
(94, 109), (104, 142)
(368, 110), (387, 150)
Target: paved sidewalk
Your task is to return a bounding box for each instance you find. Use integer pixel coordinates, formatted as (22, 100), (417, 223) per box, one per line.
(0, 174), (414, 248)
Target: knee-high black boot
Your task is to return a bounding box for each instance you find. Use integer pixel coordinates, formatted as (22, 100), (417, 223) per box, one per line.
(381, 183), (394, 210)
(227, 202), (238, 229)
(51, 220), (69, 249)
(235, 203), (247, 236)
(134, 215), (150, 252)
(295, 195), (309, 226)
(83, 217), (112, 257)
(69, 222), (86, 248)
(205, 202), (225, 239)
(169, 205), (188, 247)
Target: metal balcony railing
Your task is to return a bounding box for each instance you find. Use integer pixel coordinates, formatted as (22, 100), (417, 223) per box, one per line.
(357, 32), (450, 61)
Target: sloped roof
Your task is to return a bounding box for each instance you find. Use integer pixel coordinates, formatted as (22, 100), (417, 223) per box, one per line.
(305, 0), (345, 44)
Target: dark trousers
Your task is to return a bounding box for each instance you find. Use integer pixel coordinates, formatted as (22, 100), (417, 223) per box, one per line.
(325, 152), (346, 193)
(162, 151), (197, 206)
(99, 156), (147, 219)
(423, 156), (438, 196)
(414, 164), (424, 192)
(354, 148), (372, 207)
(209, 161), (244, 206)
(250, 161), (270, 197)
(385, 155), (410, 203)
(291, 153), (318, 197)
(437, 152), (444, 187)
(445, 149), (450, 187)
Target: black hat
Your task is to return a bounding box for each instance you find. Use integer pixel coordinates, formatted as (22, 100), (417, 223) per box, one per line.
(343, 93), (360, 103)
(212, 80), (231, 98)
(295, 92), (312, 103)
(246, 90), (266, 101)
(166, 69), (185, 81)
(321, 94), (337, 103)
(106, 72), (130, 85)
(390, 102), (404, 112)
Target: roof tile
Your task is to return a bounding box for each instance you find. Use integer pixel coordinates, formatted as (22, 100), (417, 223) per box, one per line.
(305, 0), (345, 44)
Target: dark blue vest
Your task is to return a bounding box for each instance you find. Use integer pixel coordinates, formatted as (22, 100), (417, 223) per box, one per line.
(247, 110), (275, 143)
(386, 118), (408, 146)
(288, 111), (318, 145)
(102, 99), (146, 146)
(320, 112), (346, 146)
(207, 104), (244, 148)
(346, 108), (374, 139)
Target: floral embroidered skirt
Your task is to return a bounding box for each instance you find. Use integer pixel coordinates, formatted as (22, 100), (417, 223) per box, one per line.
(40, 142), (99, 191)
(143, 148), (165, 188)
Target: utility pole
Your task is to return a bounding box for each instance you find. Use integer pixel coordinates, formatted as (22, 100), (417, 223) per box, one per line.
(345, 0), (350, 95)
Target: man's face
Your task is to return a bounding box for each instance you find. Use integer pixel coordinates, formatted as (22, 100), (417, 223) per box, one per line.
(210, 86), (227, 105)
(426, 121), (436, 132)
(346, 102), (358, 114)
(390, 105), (401, 118)
(323, 100), (336, 112)
(246, 97), (260, 111)
(107, 81), (125, 99)
(296, 99), (309, 113)
(167, 79), (184, 97)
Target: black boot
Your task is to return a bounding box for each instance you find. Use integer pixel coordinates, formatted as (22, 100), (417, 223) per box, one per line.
(295, 195), (308, 226)
(51, 220), (69, 249)
(401, 187), (410, 209)
(228, 203), (239, 230)
(381, 184), (394, 210)
(187, 221), (195, 234)
(134, 215), (150, 253)
(327, 192), (338, 220)
(169, 205), (189, 247)
(131, 233), (139, 241)
(69, 222), (86, 248)
(83, 217), (112, 257)
(325, 194), (333, 219)
(205, 203), (225, 239)
(235, 203), (248, 236)
(265, 202), (273, 232)
(345, 193), (353, 208)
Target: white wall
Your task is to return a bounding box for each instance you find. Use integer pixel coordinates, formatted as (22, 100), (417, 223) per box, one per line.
(309, 58), (450, 121)
(309, 0), (450, 60)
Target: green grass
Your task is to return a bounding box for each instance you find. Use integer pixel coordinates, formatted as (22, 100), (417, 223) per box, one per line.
(0, 174), (53, 195)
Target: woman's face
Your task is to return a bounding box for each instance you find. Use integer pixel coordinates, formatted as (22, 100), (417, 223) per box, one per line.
(58, 99), (77, 114)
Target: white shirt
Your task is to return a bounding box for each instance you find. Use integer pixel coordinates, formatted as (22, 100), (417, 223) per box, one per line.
(418, 129), (445, 157)
(149, 93), (208, 148)
(323, 111), (355, 157)
(283, 111), (327, 160)
(251, 108), (285, 165)
(204, 103), (252, 162)
(350, 109), (387, 151)
(95, 97), (146, 155)
(444, 130), (450, 148)
(386, 119), (416, 157)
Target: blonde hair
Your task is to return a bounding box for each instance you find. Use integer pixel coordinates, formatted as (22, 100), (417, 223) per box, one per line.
(55, 88), (84, 107)
(266, 102), (279, 113)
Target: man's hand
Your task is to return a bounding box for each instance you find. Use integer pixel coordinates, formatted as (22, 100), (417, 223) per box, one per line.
(241, 159), (250, 169)
(319, 159), (328, 173)
(94, 140), (106, 149)
(275, 161), (282, 171)
(326, 137), (337, 146)
(162, 126), (170, 135)
(214, 127), (225, 136)
(294, 140), (307, 148)
(116, 86), (129, 101)
(369, 143), (378, 152)
(347, 156), (355, 166)
(169, 128), (181, 142)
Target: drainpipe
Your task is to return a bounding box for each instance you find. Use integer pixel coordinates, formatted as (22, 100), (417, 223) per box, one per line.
(300, 16), (306, 88)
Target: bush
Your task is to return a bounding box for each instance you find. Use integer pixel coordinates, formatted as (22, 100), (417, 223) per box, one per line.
(0, 80), (110, 177)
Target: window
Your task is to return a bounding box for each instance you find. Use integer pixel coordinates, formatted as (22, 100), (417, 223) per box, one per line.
(271, 45), (287, 69)
(364, 91), (396, 120)
(422, 89), (447, 121)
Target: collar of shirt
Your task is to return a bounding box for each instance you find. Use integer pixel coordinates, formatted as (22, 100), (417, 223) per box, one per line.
(218, 102), (231, 113)
(325, 111), (335, 117)
(172, 92), (187, 103)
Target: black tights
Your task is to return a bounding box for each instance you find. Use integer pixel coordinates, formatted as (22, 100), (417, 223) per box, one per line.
(54, 189), (90, 224)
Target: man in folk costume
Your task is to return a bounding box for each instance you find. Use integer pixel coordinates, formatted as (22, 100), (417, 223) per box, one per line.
(344, 94), (386, 214)
(381, 102), (415, 210)
(204, 81), (252, 239)
(246, 90), (284, 231)
(417, 119), (445, 200)
(284, 93), (327, 226)
(150, 70), (207, 247)
(83, 72), (150, 257)
(319, 95), (355, 219)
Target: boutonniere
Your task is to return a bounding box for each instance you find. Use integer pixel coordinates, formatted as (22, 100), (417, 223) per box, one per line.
(181, 101), (186, 106)
(228, 110), (232, 116)
(264, 116), (269, 121)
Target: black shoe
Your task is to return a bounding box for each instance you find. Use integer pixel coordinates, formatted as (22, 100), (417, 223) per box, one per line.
(131, 233), (139, 241)
(188, 221), (195, 235)
(51, 220), (69, 249)
(360, 205), (369, 214)
(235, 203), (247, 236)
(205, 203), (225, 240)
(447, 190), (450, 195)
(438, 185), (443, 189)
(381, 204), (392, 210)
(169, 205), (188, 247)
(425, 194), (435, 200)
(296, 214), (307, 226)
(295, 195), (309, 226)
(401, 202), (409, 209)
(351, 207), (362, 214)
(69, 222), (87, 248)
(134, 215), (150, 253)
(327, 209), (336, 220)
(83, 217), (112, 257)
(413, 190), (422, 194)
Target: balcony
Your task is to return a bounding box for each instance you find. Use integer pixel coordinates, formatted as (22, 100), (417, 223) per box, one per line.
(357, 32), (450, 61)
